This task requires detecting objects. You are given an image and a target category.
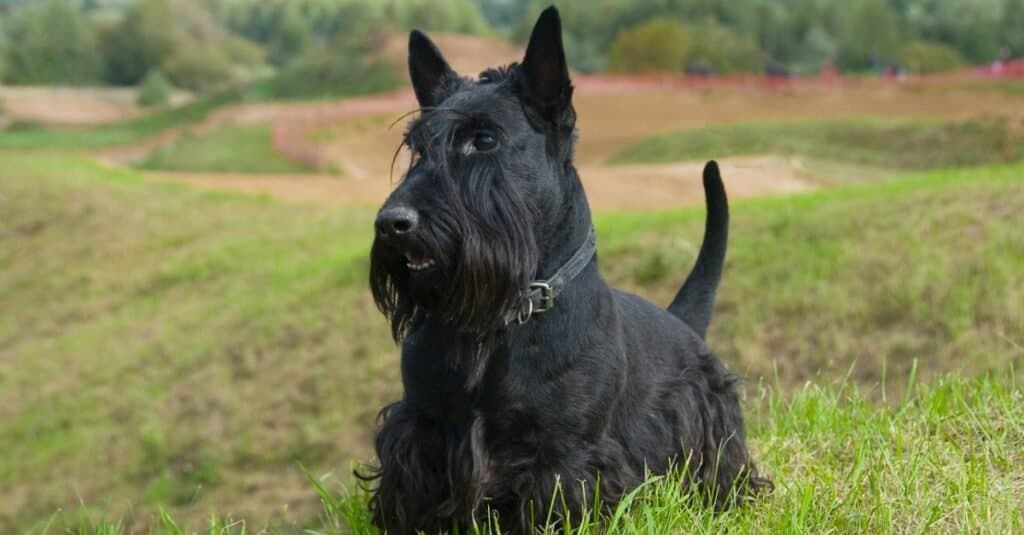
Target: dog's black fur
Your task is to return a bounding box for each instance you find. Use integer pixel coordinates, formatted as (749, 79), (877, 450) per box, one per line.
(361, 7), (771, 533)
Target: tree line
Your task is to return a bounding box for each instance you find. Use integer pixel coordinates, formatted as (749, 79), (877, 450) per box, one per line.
(483, 0), (1024, 74)
(0, 0), (1021, 92)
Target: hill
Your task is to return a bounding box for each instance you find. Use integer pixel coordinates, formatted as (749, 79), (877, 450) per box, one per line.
(2, 152), (1022, 530)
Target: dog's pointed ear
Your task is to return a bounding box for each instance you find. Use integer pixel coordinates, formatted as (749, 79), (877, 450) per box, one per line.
(519, 6), (574, 127)
(409, 29), (456, 108)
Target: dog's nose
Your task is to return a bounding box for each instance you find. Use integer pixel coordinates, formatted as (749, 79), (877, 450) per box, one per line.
(375, 206), (420, 238)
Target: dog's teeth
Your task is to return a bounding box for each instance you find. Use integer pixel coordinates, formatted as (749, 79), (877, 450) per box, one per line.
(406, 258), (435, 271)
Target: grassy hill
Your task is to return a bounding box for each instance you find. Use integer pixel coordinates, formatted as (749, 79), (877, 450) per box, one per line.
(610, 116), (1024, 171)
(2, 153), (1022, 531)
(135, 125), (318, 174)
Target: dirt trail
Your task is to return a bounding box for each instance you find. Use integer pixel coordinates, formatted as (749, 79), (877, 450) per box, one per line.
(94, 65), (1024, 211)
(144, 155), (819, 210)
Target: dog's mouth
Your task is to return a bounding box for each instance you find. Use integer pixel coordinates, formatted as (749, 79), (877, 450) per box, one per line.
(404, 251), (436, 272)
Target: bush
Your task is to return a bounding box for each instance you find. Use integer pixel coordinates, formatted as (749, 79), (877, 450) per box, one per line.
(162, 44), (235, 92)
(899, 40), (965, 74)
(101, 0), (251, 89)
(100, 0), (180, 85)
(607, 18), (690, 73)
(136, 69), (173, 107)
(2, 0), (102, 84)
(686, 22), (764, 74)
(248, 36), (400, 100)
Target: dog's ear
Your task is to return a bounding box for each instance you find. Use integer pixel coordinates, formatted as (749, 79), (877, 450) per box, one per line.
(409, 29), (456, 108)
(519, 6), (574, 128)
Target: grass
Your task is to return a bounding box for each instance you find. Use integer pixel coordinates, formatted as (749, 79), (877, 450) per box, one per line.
(0, 59), (400, 152)
(317, 371), (1022, 534)
(136, 125), (318, 174)
(35, 373), (1024, 534)
(610, 116), (1024, 170)
(0, 88), (245, 150)
(2, 153), (1022, 531)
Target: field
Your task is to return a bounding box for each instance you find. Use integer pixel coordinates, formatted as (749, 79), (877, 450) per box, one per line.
(2, 66), (1024, 532)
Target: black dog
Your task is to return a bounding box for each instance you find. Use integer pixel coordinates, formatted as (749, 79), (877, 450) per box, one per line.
(362, 7), (770, 533)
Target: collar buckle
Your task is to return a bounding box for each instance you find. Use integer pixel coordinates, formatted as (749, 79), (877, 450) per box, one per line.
(529, 281), (555, 313)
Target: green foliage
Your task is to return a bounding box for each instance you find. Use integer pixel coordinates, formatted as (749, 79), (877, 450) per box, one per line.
(899, 40), (965, 74)
(384, 0), (491, 35)
(687, 21), (765, 74)
(247, 38), (400, 101)
(612, 116), (1024, 170)
(607, 18), (690, 73)
(100, 0), (181, 85)
(491, 0), (1018, 74)
(162, 44), (234, 92)
(0, 87), (246, 149)
(136, 125), (317, 174)
(837, 0), (903, 70)
(795, 26), (838, 74)
(101, 0), (253, 89)
(265, 4), (311, 67)
(136, 69), (172, 108)
(226, 0), (490, 47)
(2, 0), (102, 84)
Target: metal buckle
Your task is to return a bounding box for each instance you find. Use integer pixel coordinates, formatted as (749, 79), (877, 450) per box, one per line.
(530, 282), (555, 313)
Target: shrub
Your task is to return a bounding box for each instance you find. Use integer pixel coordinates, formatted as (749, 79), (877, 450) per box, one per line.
(2, 0), (102, 84)
(607, 18), (690, 73)
(137, 69), (173, 107)
(248, 35), (400, 100)
(899, 40), (965, 74)
(686, 21), (764, 74)
(100, 0), (180, 85)
(162, 45), (235, 92)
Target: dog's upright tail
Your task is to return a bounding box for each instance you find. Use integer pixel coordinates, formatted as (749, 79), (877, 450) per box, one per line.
(667, 161), (729, 340)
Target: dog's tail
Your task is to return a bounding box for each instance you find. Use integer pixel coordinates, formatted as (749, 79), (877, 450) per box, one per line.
(667, 161), (728, 340)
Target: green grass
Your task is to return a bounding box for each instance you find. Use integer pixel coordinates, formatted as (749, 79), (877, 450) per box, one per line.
(36, 373), (1024, 534)
(0, 88), (245, 150)
(610, 116), (1024, 170)
(2, 153), (1022, 531)
(136, 125), (317, 174)
(0, 59), (400, 152)
(318, 372), (1022, 534)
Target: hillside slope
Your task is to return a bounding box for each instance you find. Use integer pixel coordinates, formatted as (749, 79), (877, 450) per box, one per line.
(1, 154), (1022, 530)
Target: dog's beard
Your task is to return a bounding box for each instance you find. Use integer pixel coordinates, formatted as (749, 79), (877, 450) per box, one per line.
(369, 156), (539, 386)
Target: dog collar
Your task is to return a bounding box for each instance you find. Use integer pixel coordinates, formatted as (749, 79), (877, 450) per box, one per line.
(508, 226), (597, 326)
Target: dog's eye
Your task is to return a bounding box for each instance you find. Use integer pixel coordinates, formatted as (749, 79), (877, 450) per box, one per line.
(470, 132), (498, 153)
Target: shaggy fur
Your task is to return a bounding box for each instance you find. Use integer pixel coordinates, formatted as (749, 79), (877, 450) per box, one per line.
(360, 7), (771, 534)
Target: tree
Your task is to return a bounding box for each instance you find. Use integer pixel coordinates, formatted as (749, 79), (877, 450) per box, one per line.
(162, 44), (234, 91)
(899, 40), (965, 74)
(607, 18), (690, 73)
(101, 0), (247, 90)
(795, 26), (838, 74)
(101, 0), (181, 85)
(1005, 0), (1024, 56)
(2, 0), (101, 84)
(137, 68), (172, 107)
(837, 0), (903, 71)
(266, 5), (311, 67)
(686, 21), (765, 74)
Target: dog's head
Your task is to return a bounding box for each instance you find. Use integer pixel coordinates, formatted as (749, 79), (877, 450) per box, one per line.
(370, 7), (576, 340)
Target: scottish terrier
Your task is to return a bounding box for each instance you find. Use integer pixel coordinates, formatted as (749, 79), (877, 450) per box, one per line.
(362, 7), (770, 534)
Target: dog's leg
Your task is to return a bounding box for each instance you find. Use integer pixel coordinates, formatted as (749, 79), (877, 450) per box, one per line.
(364, 402), (455, 534)
(676, 357), (770, 507)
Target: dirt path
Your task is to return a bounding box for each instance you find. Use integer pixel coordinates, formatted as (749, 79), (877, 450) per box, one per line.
(97, 69), (1024, 211)
(143, 155), (819, 210)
